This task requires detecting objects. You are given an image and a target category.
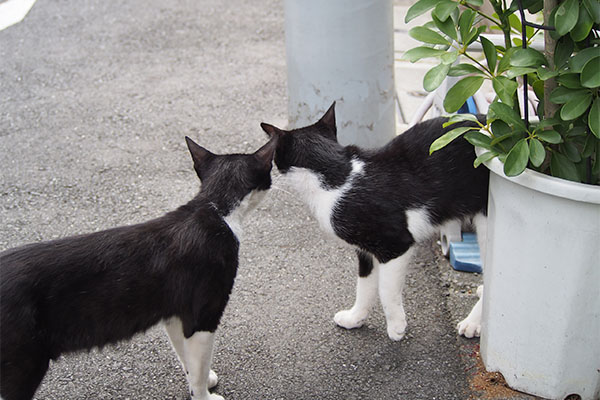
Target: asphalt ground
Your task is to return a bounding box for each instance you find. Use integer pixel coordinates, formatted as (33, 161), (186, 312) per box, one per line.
(1, 1), (535, 399)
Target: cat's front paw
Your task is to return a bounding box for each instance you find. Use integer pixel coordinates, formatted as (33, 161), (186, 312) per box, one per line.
(208, 370), (219, 389)
(457, 285), (483, 338)
(386, 318), (407, 341)
(334, 309), (368, 330)
(190, 392), (224, 400)
(457, 317), (481, 338)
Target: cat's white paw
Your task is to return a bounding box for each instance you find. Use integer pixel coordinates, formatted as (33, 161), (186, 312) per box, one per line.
(457, 286), (483, 338)
(191, 391), (224, 400)
(386, 318), (407, 341)
(457, 317), (481, 338)
(334, 309), (368, 330)
(208, 370), (219, 389)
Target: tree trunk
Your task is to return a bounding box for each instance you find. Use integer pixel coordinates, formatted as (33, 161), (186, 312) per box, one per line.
(543, 0), (559, 119)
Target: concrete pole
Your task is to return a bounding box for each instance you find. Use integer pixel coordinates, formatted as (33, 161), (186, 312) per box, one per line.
(284, 0), (396, 149)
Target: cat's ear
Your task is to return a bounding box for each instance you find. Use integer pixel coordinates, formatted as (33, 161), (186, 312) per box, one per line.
(317, 102), (337, 140)
(260, 122), (284, 139)
(253, 134), (278, 169)
(185, 136), (215, 180)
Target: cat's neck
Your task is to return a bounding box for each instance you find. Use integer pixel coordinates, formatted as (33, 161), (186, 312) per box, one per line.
(181, 190), (263, 241)
(223, 190), (265, 240)
(283, 157), (365, 236)
(184, 190), (234, 217)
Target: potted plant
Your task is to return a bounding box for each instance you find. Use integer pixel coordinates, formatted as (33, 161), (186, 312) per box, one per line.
(403, 0), (599, 399)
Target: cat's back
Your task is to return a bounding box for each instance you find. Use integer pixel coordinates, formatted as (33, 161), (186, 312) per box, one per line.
(356, 116), (487, 187)
(377, 116), (483, 163)
(0, 205), (236, 286)
(338, 115), (488, 223)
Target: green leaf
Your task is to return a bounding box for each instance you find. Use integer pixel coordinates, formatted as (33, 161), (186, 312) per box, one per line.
(561, 141), (582, 162)
(480, 36), (497, 73)
(474, 151), (496, 167)
(511, 48), (547, 67)
(570, 3), (594, 42)
(506, 67), (537, 79)
(464, 131), (493, 149)
(582, 134), (597, 157)
(490, 119), (512, 137)
(447, 63), (483, 77)
(565, 126), (587, 137)
(443, 76), (484, 113)
(424, 63), (451, 92)
(465, 0), (483, 6)
(465, 25), (486, 47)
(497, 47), (517, 74)
(529, 138), (546, 167)
(589, 97), (600, 138)
(409, 26), (451, 45)
(560, 92), (592, 120)
(492, 77), (519, 107)
(504, 139), (530, 176)
(532, 79), (544, 105)
(489, 101), (526, 130)
(433, 13), (458, 41)
(402, 47), (447, 62)
(491, 131), (523, 148)
(554, 0), (579, 36)
(440, 50), (459, 65)
(536, 129), (563, 144)
(550, 152), (581, 182)
(570, 47), (600, 72)
(458, 9), (476, 44)
(554, 36), (575, 68)
(581, 57), (600, 88)
(508, 13), (526, 34)
(444, 113), (482, 126)
(549, 87), (588, 104)
(405, 0), (439, 23)
(536, 65), (558, 80)
(429, 126), (474, 154)
(433, 1), (457, 22)
(556, 73), (583, 89)
(583, 0), (600, 24)
(522, 0), (544, 13)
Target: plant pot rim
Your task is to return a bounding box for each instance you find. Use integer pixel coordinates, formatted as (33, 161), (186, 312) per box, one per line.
(475, 147), (600, 204)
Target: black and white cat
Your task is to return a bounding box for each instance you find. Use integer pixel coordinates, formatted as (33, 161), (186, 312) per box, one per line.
(0, 135), (278, 400)
(261, 103), (488, 341)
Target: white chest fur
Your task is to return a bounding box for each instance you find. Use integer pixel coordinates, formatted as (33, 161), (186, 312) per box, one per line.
(223, 190), (266, 241)
(283, 159), (365, 237)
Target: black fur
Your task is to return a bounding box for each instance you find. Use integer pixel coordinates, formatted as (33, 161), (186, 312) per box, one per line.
(0, 136), (277, 400)
(357, 250), (374, 278)
(262, 103), (489, 264)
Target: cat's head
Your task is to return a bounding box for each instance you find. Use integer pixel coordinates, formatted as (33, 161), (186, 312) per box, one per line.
(185, 135), (278, 217)
(260, 102), (350, 188)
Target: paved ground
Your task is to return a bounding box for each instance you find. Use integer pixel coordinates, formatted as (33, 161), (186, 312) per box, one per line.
(1, 1), (537, 399)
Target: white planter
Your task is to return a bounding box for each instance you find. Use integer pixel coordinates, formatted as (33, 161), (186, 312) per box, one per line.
(480, 154), (600, 400)
(283, 0), (396, 149)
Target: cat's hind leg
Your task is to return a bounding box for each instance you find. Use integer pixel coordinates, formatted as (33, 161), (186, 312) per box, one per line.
(182, 330), (224, 400)
(378, 247), (414, 341)
(334, 250), (378, 330)
(164, 318), (219, 391)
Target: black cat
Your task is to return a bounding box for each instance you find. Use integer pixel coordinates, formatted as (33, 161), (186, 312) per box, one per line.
(261, 103), (488, 341)
(0, 135), (278, 400)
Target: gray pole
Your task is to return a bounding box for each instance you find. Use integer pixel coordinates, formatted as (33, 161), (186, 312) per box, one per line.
(284, 0), (396, 149)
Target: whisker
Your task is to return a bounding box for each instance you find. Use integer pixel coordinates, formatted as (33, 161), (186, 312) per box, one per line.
(270, 184), (293, 196)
